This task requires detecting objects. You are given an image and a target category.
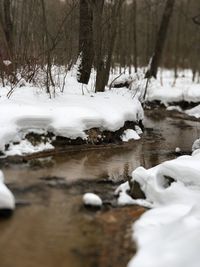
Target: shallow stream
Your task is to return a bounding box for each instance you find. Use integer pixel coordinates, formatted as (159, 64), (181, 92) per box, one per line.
(0, 110), (199, 267)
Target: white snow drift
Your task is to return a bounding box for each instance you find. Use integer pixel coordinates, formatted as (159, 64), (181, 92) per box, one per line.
(0, 75), (143, 155)
(116, 148), (200, 267)
(0, 170), (15, 210)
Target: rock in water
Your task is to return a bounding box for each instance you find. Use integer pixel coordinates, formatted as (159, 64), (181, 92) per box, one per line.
(175, 147), (181, 153)
(83, 193), (102, 208)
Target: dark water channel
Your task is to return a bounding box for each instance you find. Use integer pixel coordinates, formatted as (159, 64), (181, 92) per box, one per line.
(0, 110), (199, 267)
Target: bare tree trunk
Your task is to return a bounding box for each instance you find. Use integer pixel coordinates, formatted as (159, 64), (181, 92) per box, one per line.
(133, 0), (137, 73)
(41, 0), (55, 96)
(173, 1), (182, 86)
(145, 0), (175, 79)
(77, 0), (94, 84)
(3, 0), (13, 56)
(92, 0), (104, 91)
(0, 3), (14, 85)
(95, 0), (123, 92)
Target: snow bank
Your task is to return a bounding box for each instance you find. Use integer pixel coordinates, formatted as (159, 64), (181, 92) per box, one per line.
(146, 79), (200, 105)
(110, 69), (200, 107)
(116, 149), (200, 267)
(0, 74), (143, 155)
(144, 69), (200, 105)
(0, 170), (15, 210)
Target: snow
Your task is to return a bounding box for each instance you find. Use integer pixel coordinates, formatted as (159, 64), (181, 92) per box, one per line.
(3, 60), (12, 66)
(116, 150), (200, 267)
(0, 71), (143, 155)
(175, 147), (181, 153)
(145, 69), (200, 105)
(186, 105), (200, 118)
(192, 138), (200, 152)
(110, 69), (200, 113)
(121, 129), (140, 142)
(5, 140), (54, 156)
(135, 125), (143, 135)
(83, 193), (102, 207)
(0, 170), (15, 210)
(166, 105), (182, 112)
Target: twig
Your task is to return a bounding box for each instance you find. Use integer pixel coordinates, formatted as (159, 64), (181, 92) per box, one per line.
(109, 67), (127, 90)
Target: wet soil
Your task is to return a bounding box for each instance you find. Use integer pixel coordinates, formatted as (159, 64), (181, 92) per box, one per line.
(0, 110), (200, 267)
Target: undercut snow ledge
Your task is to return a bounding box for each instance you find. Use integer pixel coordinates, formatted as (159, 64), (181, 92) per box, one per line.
(0, 85), (143, 155)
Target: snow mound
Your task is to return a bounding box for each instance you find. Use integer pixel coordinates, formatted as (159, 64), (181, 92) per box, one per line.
(121, 129), (140, 142)
(116, 151), (200, 267)
(0, 171), (15, 210)
(83, 193), (102, 207)
(0, 78), (143, 154)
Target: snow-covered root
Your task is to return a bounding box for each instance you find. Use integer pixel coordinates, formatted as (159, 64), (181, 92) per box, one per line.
(0, 170), (15, 216)
(116, 148), (200, 267)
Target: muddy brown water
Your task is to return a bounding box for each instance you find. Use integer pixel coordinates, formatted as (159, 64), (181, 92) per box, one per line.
(0, 110), (200, 267)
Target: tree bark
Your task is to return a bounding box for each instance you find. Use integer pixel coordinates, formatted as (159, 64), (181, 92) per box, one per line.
(3, 0), (13, 56)
(133, 0), (137, 73)
(95, 0), (123, 92)
(145, 0), (175, 79)
(77, 0), (94, 84)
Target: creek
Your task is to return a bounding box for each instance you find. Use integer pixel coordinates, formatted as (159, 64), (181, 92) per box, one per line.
(0, 110), (199, 267)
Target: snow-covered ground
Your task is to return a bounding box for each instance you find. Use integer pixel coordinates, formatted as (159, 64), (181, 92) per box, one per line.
(0, 70), (143, 156)
(110, 68), (200, 119)
(116, 143), (200, 267)
(145, 70), (200, 118)
(144, 69), (199, 104)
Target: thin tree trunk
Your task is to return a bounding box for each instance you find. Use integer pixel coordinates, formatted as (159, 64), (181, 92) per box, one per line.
(133, 0), (137, 72)
(145, 0), (175, 79)
(173, 1), (182, 86)
(41, 0), (55, 96)
(77, 0), (94, 84)
(95, 0), (123, 92)
(3, 0), (13, 56)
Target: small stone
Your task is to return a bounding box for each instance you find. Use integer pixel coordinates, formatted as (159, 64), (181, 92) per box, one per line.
(175, 147), (181, 153)
(83, 193), (102, 208)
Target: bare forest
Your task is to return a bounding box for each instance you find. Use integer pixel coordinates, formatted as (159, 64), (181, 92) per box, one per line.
(0, 0), (200, 90)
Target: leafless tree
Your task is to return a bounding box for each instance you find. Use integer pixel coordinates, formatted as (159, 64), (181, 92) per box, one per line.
(145, 0), (175, 79)
(77, 0), (94, 84)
